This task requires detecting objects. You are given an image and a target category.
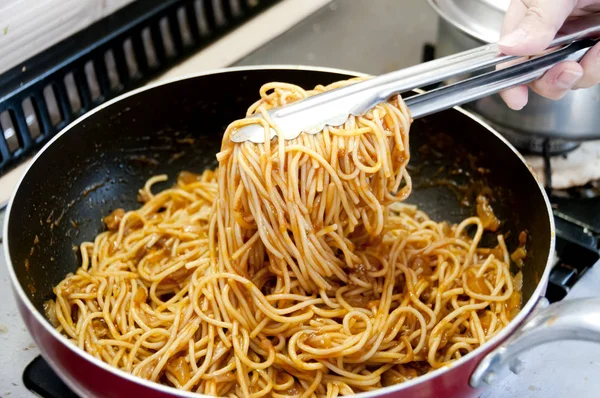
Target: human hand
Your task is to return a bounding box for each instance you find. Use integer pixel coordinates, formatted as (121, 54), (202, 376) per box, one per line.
(498, 0), (600, 110)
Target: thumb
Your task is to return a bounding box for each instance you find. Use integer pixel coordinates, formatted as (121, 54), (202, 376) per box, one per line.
(498, 0), (577, 56)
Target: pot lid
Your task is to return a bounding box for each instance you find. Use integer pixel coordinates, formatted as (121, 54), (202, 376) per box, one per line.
(427, 0), (510, 43)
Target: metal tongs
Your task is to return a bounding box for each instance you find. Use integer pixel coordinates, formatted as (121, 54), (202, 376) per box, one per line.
(231, 16), (600, 144)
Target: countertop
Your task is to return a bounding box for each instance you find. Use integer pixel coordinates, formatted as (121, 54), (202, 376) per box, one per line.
(2, 1), (600, 397)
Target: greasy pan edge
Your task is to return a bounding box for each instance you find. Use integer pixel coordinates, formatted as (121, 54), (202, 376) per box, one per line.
(3, 64), (556, 397)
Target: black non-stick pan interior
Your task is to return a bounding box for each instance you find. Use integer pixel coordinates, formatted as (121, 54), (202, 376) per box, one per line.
(6, 68), (552, 316)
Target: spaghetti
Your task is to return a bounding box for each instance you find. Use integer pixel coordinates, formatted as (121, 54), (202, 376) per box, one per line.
(46, 79), (522, 397)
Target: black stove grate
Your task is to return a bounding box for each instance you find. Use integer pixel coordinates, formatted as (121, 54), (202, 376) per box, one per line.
(0, 0), (282, 176)
(547, 216), (599, 302)
(23, 356), (78, 398)
(547, 194), (600, 302)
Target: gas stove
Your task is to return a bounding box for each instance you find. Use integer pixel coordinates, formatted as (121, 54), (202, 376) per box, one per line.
(1, 1), (600, 397)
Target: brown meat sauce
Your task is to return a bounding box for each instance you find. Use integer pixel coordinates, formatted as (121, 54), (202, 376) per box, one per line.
(103, 208), (125, 231)
(476, 195), (500, 232)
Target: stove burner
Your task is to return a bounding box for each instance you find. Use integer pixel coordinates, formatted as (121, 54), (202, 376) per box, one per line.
(487, 122), (581, 156)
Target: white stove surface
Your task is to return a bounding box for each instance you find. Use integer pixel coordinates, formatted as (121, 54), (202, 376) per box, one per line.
(1, 209), (41, 397)
(526, 141), (600, 189)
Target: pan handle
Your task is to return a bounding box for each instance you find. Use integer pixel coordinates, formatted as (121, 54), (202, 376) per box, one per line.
(470, 297), (600, 388)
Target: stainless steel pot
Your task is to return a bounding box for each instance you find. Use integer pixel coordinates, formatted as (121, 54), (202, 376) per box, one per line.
(428, 0), (600, 142)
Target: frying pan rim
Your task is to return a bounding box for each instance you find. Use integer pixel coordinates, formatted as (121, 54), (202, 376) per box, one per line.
(3, 64), (556, 397)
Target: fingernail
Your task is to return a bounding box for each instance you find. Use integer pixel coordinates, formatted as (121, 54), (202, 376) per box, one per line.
(500, 86), (528, 111)
(498, 28), (529, 48)
(556, 69), (583, 89)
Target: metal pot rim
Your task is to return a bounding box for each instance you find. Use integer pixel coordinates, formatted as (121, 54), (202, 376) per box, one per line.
(2, 64), (556, 397)
(427, 0), (507, 43)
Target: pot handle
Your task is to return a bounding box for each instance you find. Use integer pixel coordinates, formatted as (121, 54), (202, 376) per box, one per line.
(470, 296), (600, 388)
